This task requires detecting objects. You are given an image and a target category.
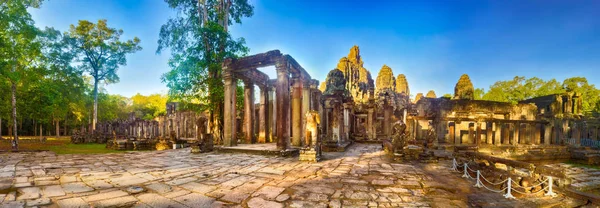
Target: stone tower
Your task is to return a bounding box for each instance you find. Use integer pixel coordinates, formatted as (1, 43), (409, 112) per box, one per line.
(335, 46), (374, 103)
(426, 90), (436, 98)
(375, 65), (395, 95)
(453, 74), (474, 100)
(395, 74), (410, 96)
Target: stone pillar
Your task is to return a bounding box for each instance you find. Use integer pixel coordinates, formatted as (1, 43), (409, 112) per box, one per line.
(275, 62), (291, 150)
(258, 86), (268, 143)
(494, 122), (501, 146)
(486, 122), (493, 144)
(455, 122), (461, 145)
(501, 123), (509, 145)
(534, 123), (541, 145)
(512, 122), (519, 146)
(343, 103), (353, 143)
(574, 124), (581, 145)
(291, 78), (303, 147)
(468, 123), (474, 144)
(243, 81), (255, 144)
(367, 108), (375, 140)
(475, 122), (482, 146)
(301, 80), (311, 145)
(544, 123), (552, 145)
(269, 86), (276, 143)
(223, 71), (237, 146)
(449, 122), (455, 144)
(383, 105), (391, 138)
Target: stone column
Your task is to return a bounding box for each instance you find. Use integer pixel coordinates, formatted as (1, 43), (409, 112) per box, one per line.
(449, 122), (455, 144)
(455, 122), (461, 145)
(269, 86), (276, 142)
(574, 124), (581, 145)
(291, 78), (303, 147)
(468, 123), (475, 144)
(383, 105), (391, 138)
(475, 122), (482, 146)
(275, 62), (291, 150)
(544, 123), (552, 145)
(343, 102), (353, 144)
(512, 122), (519, 146)
(301, 80), (311, 145)
(534, 123), (541, 145)
(494, 122), (501, 146)
(243, 81), (255, 144)
(223, 71), (237, 146)
(258, 86), (268, 143)
(367, 108), (375, 140)
(486, 122), (493, 144)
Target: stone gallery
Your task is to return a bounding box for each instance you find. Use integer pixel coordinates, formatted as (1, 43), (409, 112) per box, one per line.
(2, 46), (600, 207)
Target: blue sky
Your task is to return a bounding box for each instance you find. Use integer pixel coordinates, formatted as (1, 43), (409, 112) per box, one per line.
(31, 0), (600, 98)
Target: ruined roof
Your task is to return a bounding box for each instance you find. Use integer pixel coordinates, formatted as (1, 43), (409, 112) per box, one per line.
(222, 50), (312, 84)
(519, 94), (559, 109)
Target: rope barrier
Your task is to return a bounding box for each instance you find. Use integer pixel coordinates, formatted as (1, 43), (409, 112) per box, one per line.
(450, 158), (558, 199)
(480, 174), (508, 185)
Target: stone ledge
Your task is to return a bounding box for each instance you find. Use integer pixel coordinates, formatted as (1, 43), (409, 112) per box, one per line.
(214, 144), (299, 157)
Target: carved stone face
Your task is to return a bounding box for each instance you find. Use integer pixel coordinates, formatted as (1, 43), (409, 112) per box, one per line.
(324, 69), (346, 96)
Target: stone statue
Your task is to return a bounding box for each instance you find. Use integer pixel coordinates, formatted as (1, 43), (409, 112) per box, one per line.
(305, 110), (320, 148)
(300, 110), (322, 162)
(193, 116), (213, 153)
(426, 121), (437, 147)
(390, 121), (409, 154)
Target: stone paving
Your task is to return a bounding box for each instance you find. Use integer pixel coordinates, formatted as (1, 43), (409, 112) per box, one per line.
(545, 163), (600, 192)
(0, 144), (590, 208)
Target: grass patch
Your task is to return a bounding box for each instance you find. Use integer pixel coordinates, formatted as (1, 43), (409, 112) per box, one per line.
(564, 160), (600, 170)
(0, 136), (121, 154)
(48, 143), (120, 154)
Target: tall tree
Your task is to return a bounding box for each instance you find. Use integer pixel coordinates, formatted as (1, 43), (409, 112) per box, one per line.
(157, 0), (253, 141)
(482, 76), (566, 103)
(0, 0), (44, 150)
(65, 19), (141, 131)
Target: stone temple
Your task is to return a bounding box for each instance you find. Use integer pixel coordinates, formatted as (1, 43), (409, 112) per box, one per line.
(2, 46), (599, 207)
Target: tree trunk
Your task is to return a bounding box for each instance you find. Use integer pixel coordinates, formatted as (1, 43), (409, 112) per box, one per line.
(55, 120), (60, 137)
(11, 81), (18, 151)
(40, 124), (43, 140)
(64, 120), (67, 136)
(92, 78), (98, 131)
(0, 118), (2, 139)
(34, 120), (37, 136)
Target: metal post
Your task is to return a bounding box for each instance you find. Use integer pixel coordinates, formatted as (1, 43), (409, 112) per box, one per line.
(462, 163), (469, 178)
(452, 158), (458, 171)
(504, 177), (515, 199)
(545, 176), (557, 197)
(474, 170), (483, 188)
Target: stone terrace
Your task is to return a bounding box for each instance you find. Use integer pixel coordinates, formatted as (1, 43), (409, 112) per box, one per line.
(0, 144), (587, 208)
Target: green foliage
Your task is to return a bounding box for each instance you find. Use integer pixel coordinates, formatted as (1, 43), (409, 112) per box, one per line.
(479, 76), (599, 116)
(96, 93), (130, 122)
(0, 0), (44, 148)
(131, 93), (168, 120)
(65, 19), (141, 129)
(481, 76), (566, 104)
(474, 88), (485, 100)
(562, 77), (600, 115)
(157, 0), (253, 112)
(441, 94), (452, 99)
